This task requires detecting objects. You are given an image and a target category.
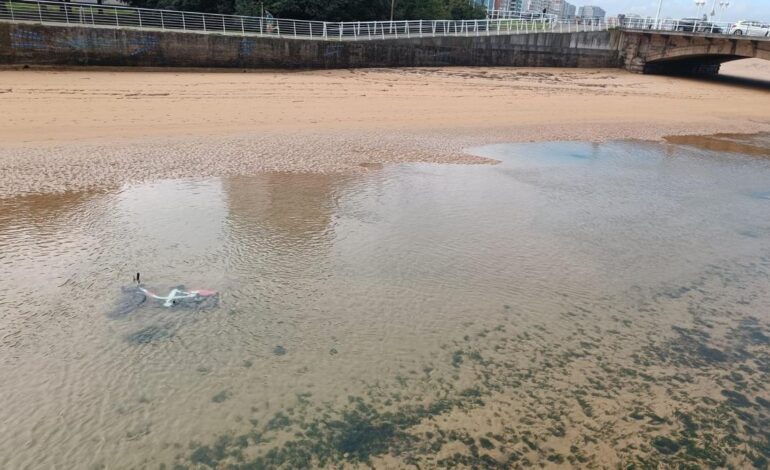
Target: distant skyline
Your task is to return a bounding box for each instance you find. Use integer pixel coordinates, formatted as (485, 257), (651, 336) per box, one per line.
(590, 0), (769, 22)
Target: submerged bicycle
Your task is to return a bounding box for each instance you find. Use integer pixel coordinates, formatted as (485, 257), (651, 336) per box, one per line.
(111, 273), (219, 317)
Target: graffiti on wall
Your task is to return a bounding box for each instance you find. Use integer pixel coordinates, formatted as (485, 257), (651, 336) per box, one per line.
(239, 38), (255, 58)
(127, 35), (158, 56)
(10, 30), (48, 50)
(11, 27), (159, 57)
(324, 44), (343, 58)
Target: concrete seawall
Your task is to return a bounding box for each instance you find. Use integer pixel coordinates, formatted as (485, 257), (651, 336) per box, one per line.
(0, 22), (623, 69)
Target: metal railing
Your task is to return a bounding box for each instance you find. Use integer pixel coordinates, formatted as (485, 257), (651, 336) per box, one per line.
(486, 9), (557, 21)
(0, 0), (621, 40)
(622, 17), (770, 37)
(5, 0), (761, 41)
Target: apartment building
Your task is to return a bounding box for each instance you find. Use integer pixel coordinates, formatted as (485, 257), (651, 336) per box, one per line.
(577, 5), (606, 20)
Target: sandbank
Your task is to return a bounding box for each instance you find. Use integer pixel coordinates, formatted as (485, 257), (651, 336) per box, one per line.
(1, 59), (769, 197)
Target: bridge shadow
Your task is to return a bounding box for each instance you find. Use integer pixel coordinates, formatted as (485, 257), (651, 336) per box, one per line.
(644, 56), (770, 91)
(647, 70), (770, 91)
(704, 73), (770, 92)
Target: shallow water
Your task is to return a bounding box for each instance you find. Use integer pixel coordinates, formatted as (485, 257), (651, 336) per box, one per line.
(1, 136), (769, 468)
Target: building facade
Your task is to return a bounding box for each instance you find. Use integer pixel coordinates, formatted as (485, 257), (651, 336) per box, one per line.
(548, 0), (577, 19)
(475, 0), (504, 10)
(484, 0), (525, 17)
(525, 0), (550, 14)
(577, 5), (606, 20)
(505, 0), (524, 13)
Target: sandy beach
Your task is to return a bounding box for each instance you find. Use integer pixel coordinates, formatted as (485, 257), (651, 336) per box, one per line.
(2, 61), (770, 469)
(1, 60), (769, 196)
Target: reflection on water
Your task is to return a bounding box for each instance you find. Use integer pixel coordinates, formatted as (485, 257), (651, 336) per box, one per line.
(665, 133), (770, 157)
(1, 136), (770, 468)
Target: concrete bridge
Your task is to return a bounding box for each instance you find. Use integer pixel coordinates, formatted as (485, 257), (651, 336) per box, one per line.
(621, 29), (770, 75)
(0, 0), (768, 75)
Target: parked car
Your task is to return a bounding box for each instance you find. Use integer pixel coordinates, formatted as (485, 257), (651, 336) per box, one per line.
(675, 17), (703, 32)
(696, 21), (723, 33)
(674, 17), (723, 33)
(729, 20), (770, 36)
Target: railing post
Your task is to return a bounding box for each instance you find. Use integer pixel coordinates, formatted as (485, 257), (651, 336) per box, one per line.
(241, 16), (244, 35)
(293, 19), (296, 37)
(322, 21), (326, 39)
(138, 9), (142, 29)
(160, 10), (165, 30)
(114, 7), (118, 27)
(182, 12), (186, 30)
(222, 15), (225, 34)
(202, 13), (206, 32)
(64, 2), (69, 24)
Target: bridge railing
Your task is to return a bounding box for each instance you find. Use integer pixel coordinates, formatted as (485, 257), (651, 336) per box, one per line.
(620, 17), (752, 36)
(0, 0), (621, 40)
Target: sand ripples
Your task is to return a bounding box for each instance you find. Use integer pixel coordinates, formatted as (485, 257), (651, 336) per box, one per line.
(1, 137), (770, 467)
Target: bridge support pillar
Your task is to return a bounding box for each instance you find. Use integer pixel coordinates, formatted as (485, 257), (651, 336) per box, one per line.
(620, 31), (767, 76)
(621, 37), (645, 73)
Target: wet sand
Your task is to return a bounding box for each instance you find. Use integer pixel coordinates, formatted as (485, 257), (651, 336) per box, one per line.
(1, 60), (769, 197)
(5, 138), (768, 469)
(2, 62), (770, 469)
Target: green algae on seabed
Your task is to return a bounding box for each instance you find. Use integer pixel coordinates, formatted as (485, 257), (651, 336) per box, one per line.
(174, 262), (770, 469)
(212, 390), (232, 403)
(125, 325), (174, 344)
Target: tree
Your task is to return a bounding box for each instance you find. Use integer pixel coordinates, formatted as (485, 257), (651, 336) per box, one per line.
(262, 0), (390, 21)
(130, 0), (236, 14)
(446, 0), (487, 20)
(125, 0), (486, 20)
(234, 0), (261, 16)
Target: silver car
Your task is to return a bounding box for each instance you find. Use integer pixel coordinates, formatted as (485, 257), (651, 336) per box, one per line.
(729, 20), (770, 36)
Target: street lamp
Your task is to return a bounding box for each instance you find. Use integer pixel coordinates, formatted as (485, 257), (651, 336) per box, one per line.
(654, 0), (663, 26)
(718, 0), (730, 15)
(709, 0), (729, 18)
(390, 0), (395, 22)
(695, 0), (706, 15)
